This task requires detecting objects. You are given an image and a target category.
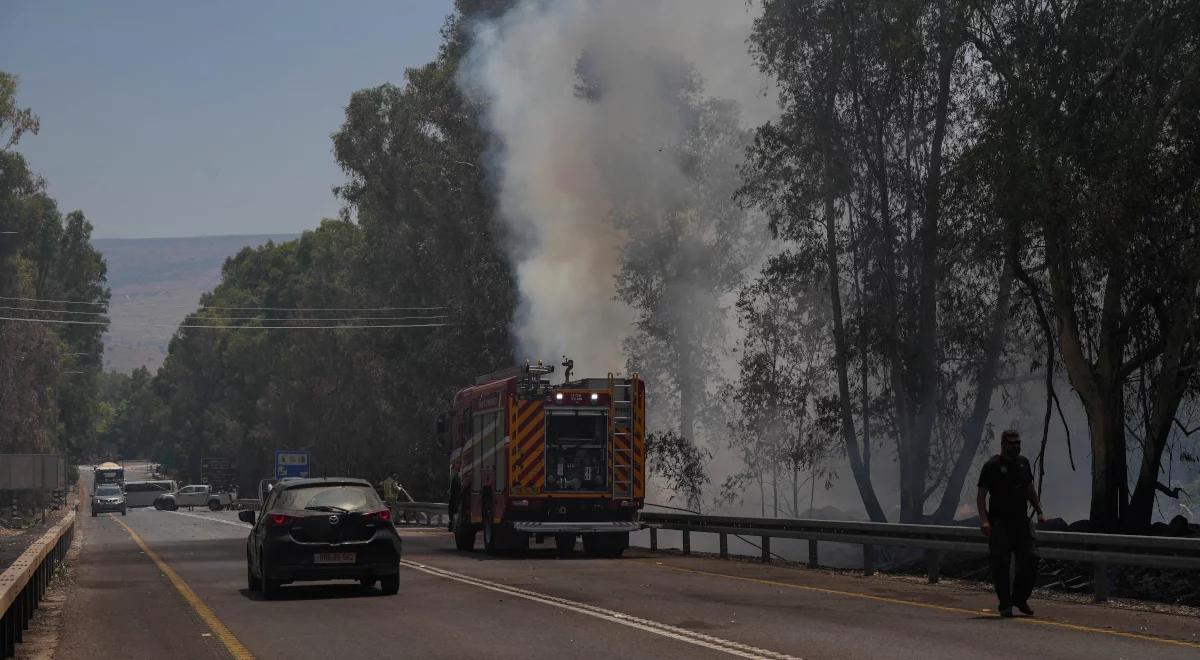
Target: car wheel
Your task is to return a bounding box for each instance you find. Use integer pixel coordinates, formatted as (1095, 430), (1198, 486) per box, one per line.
(260, 557), (281, 600)
(121, 508), (127, 516)
(453, 498), (476, 551)
(247, 556), (262, 592)
(91, 511), (97, 518)
(379, 573), (399, 596)
(208, 500), (222, 511)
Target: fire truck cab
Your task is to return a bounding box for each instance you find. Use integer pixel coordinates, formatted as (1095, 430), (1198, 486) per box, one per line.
(443, 363), (646, 557)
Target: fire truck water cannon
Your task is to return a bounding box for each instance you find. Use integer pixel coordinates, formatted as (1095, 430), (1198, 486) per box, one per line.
(441, 359), (647, 557)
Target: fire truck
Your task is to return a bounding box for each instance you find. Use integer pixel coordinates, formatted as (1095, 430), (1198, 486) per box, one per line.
(441, 361), (646, 557)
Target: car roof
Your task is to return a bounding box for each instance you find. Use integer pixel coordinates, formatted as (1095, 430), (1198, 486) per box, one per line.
(273, 477), (371, 491)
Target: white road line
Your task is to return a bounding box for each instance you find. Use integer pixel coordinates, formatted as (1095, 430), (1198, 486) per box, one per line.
(158, 511), (788, 657)
(400, 559), (800, 660)
(166, 510), (253, 529)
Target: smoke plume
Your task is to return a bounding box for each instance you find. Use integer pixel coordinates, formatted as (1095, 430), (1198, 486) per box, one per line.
(461, 0), (776, 375)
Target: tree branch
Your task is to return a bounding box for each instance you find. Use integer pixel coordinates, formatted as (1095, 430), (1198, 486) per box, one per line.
(1070, 3), (1159, 119)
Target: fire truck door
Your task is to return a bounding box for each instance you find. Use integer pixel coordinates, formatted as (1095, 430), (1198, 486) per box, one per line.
(482, 412), (495, 490)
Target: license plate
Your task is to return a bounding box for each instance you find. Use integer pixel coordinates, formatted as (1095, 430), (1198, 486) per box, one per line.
(313, 552), (356, 564)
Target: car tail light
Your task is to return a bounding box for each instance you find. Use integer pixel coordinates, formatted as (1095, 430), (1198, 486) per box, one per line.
(363, 509), (391, 523)
(269, 514), (298, 527)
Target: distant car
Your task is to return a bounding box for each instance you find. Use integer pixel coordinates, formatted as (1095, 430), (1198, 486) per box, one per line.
(91, 484), (126, 517)
(123, 480), (178, 508)
(241, 477), (401, 599)
(154, 484), (235, 511)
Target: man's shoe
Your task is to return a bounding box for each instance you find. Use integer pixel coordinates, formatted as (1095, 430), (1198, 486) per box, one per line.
(999, 607), (1014, 618)
(1015, 602), (1034, 616)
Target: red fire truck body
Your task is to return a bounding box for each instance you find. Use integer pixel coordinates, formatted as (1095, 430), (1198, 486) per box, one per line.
(444, 364), (645, 556)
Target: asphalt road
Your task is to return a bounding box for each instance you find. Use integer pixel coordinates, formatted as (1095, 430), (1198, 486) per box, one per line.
(50, 497), (1200, 659)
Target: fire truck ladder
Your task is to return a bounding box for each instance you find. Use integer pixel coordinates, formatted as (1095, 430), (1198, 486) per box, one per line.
(609, 373), (634, 499)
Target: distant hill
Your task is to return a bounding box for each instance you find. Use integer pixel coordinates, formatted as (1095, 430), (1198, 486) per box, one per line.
(94, 234), (297, 372)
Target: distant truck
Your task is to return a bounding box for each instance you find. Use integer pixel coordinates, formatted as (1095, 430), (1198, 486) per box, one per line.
(94, 461), (124, 488)
(153, 484), (235, 511)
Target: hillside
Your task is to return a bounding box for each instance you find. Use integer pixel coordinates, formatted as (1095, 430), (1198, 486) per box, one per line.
(94, 234), (297, 372)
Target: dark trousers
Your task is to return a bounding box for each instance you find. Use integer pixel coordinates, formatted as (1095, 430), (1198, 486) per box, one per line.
(988, 516), (1038, 608)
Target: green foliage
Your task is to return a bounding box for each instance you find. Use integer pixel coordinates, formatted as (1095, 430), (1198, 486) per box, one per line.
(0, 71), (109, 462)
(128, 5), (517, 498)
(645, 430), (711, 512)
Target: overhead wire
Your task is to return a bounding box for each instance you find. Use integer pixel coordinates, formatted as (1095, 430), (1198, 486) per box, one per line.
(0, 304), (448, 322)
(0, 295), (447, 312)
(0, 316), (453, 330)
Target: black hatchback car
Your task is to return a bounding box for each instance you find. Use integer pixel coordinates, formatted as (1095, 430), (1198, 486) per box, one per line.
(240, 477), (401, 599)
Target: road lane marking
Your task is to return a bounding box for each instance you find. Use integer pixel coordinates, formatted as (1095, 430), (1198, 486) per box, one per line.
(112, 517), (255, 659)
(644, 561), (1200, 650)
(166, 510), (254, 529)
(400, 559), (799, 659)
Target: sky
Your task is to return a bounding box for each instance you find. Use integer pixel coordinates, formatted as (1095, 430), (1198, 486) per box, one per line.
(0, 0), (454, 238)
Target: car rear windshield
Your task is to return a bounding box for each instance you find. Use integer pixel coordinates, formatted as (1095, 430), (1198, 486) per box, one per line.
(95, 486), (121, 496)
(275, 484), (382, 512)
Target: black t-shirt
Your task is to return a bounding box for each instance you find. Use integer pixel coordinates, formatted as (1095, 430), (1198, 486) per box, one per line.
(977, 455), (1033, 520)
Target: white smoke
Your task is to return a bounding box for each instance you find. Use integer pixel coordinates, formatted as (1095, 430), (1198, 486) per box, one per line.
(461, 0), (777, 375)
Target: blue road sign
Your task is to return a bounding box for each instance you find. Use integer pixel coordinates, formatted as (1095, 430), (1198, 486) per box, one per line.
(274, 450), (311, 479)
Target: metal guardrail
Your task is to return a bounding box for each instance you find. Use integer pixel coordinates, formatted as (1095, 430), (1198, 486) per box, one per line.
(640, 512), (1200, 602)
(0, 500), (76, 657)
(379, 503), (1200, 602)
(392, 502), (449, 526)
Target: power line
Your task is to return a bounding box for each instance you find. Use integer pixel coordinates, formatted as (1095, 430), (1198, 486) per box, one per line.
(0, 316), (453, 330)
(0, 295), (447, 312)
(0, 304), (448, 322)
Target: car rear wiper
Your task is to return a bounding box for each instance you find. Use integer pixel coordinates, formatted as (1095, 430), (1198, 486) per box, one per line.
(304, 505), (350, 513)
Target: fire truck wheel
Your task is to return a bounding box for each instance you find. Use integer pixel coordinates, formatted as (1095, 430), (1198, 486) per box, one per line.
(453, 498), (476, 551)
(554, 533), (576, 557)
(483, 500), (498, 554)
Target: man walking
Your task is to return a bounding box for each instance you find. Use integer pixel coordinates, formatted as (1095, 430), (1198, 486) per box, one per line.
(977, 430), (1046, 617)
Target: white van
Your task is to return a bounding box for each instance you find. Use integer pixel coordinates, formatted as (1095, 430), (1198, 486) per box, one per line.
(123, 480), (178, 508)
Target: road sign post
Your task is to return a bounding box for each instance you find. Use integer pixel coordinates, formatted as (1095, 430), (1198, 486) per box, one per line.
(274, 450), (311, 479)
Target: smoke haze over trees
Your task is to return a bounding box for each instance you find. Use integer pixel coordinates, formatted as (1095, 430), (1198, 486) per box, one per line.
(83, 0), (1200, 532)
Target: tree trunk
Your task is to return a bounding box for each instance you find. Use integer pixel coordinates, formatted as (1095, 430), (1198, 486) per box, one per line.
(793, 462), (799, 519)
(1042, 206), (1126, 532)
(824, 172), (886, 521)
(758, 471), (766, 517)
(1124, 283), (1197, 531)
(772, 461), (779, 517)
(932, 260), (1013, 522)
(1085, 393), (1128, 532)
(904, 22), (958, 524)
